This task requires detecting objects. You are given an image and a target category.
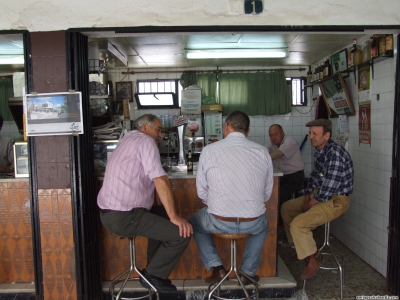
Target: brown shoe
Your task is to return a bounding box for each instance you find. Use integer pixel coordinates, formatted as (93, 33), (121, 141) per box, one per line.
(239, 274), (260, 285)
(205, 268), (227, 284)
(300, 250), (322, 280)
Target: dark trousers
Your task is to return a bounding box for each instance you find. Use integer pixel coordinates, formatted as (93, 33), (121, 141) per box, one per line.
(279, 170), (305, 217)
(100, 205), (190, 279)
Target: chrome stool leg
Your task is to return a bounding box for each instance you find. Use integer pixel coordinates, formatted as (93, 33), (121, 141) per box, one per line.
(208, 234), (259, 300)
(109, 236), (159, 300)
(318, 222), (347, 300)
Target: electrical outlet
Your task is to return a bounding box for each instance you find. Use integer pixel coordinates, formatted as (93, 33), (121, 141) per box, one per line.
(377, 94), (380, 101)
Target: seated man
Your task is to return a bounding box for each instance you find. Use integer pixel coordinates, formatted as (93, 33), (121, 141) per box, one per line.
(97, 114), (192, 292)
(281, 119), (353, 280)
(266, 124), (305, 206)
(190, 111), (274, 284)
(0, 115), (14, 174)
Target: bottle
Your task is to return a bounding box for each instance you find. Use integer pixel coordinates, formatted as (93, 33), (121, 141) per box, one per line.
(324, 56), (330, 78)
(350, 38), (357, 66)
(318, 62), (324, 80)
(187, 150), (193, 173)
(307, 65), (312, 85)
(363, 40), (371, 62)
(385, 34), (393, 56)
(379, 35), (386, 57)
(370, 35), (378, 58)
(354, 45), (363, 66)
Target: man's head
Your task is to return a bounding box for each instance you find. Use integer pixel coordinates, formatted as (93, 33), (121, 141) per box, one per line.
(268, 124), (285, 146)
(306, 119), (332, 150)
(134, 114), (163, 142)
(224, 111), (250, 137)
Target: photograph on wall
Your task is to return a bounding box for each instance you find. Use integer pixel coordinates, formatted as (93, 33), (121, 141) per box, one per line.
(25, 91), (84, 136)
(116, 81), (133, 102)
(358, 65), (371, 91)
(358, 101), (371, 145)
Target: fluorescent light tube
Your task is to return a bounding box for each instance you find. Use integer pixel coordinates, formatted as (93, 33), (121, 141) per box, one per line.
(186, 49), (288, 59)
(0, 55), (24, 65)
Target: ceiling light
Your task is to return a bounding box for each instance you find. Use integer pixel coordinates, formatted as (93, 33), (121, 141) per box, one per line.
(186, 48), (288, 59)
(0, 55), (24, 65)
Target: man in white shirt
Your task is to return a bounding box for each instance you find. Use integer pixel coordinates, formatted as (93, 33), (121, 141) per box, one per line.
(190, 111), (274, 285)
(266, 124), (305, 208)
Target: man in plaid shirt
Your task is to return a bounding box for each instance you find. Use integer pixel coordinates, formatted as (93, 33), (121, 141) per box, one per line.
(281, 119), (353, 280)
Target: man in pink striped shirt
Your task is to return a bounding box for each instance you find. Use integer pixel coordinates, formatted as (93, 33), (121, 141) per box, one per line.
(97, 114), (192, 292)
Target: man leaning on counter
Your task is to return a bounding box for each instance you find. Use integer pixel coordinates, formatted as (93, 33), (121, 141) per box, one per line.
(97, 114), (193, 292)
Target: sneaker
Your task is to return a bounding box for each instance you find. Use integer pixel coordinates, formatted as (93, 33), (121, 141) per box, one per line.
(139, 270), (177, 292)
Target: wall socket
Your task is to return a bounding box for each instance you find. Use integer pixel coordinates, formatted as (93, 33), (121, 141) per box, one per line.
(377, 94), (380, 101)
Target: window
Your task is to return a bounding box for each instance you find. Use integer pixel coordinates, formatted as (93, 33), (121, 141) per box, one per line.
(287, 77), (307, 106)
(137, 79), (183, 106)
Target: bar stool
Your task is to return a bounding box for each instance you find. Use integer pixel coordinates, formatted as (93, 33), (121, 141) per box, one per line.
(303, 222), (347, 300)
(207, 233), (259, 300)
(109, 235), (159, 300)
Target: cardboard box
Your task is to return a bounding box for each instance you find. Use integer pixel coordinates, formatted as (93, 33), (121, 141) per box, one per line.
(201, 104), (222, 112)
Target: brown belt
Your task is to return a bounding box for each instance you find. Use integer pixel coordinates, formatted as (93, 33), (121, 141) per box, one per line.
(212, 214), (260, 222)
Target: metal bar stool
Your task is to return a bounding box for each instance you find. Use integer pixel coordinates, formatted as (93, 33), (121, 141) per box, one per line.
(303, 222), (347, 300)
(109, 235), (159, 300)
(208, 233), (259, 300)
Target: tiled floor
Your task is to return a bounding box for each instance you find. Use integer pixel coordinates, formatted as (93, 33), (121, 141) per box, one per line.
(274, 225), (396, 300)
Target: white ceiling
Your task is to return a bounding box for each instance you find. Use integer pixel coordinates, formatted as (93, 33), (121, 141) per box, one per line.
(0, 30), (398, 72)
(83, 31), (372, 69)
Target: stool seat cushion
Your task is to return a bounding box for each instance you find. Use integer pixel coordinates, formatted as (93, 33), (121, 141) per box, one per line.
(214, 233), (251, 239)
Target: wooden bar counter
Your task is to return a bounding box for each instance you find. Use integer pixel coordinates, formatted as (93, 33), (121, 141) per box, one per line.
(98, 170), (281, 281)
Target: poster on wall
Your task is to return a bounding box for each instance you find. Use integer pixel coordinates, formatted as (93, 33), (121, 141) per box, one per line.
(358, 101), (371, 145)
(24, 91), (84, 136)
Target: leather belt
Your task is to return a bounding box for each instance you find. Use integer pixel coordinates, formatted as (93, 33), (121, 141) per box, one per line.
(100, 209), (116, 214)
(212, 214), (260, 222)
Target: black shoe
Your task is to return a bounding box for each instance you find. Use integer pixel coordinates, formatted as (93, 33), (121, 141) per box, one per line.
(139, 270), (177, 292)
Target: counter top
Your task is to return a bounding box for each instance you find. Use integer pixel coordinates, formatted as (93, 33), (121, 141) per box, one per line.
(166, 168), (283, 179)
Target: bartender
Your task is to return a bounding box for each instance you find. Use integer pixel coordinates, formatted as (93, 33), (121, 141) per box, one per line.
(0, 115), (14, 173)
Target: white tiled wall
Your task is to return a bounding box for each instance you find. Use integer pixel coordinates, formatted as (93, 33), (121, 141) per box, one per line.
(328, 36), (397, 277)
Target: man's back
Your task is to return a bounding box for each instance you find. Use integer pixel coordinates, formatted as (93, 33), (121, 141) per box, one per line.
(196, 132), (273, 218)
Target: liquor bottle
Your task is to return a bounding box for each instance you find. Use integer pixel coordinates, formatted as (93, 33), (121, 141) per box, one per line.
(307, 65), (312, 85)
(370, 35), (378, 58)
(385, 34), (393, 56)
(187, 150), (193, 173)
(319, 62), (324, 80)
(324, 56), (330, 78)
(378, 35), (386, 57)
(350, 38), (357, 66)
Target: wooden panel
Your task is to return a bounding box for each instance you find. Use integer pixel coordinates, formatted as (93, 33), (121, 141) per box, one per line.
(99, 176), (278, 280)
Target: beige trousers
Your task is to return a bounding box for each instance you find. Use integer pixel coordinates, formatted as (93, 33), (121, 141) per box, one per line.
(280, 190), (350, 260)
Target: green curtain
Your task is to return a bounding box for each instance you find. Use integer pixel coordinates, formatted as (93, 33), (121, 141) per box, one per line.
(180, 73), (217, 100)
(219, 71), (291, 116)
(0, 78), (14, 121)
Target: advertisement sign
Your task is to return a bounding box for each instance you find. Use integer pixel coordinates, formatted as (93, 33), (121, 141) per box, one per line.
(25, 91), (84, 136)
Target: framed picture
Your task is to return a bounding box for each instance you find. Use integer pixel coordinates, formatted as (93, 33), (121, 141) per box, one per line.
(13, 142), (29, 177)
(25, 91), (84, 136)
(318, 72), (355, 117)
(330, 48), (348, 74)
(116, 81), (133, 102)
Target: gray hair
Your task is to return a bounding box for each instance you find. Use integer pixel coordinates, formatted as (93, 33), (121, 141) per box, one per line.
(134, 114), (160, 130)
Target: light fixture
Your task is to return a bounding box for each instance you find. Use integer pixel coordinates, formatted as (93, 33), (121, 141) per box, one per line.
(186, 48), (288, 59)
(0, 55), (24, 65)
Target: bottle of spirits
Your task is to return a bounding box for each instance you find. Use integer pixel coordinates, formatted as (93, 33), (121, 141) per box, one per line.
(187, 150), (193, 173)
(350, 38), (357, 66)
(385, 34), (393, 56)
(370, 35), (378, 58)
(324, 56), (330, 78)
(307, 66), (312, 85)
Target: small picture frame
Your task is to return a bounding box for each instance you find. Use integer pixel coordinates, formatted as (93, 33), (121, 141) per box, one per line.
(116, 81), (133, 102)
(13, 142), (29, 177)
(330, 49), (348, 74)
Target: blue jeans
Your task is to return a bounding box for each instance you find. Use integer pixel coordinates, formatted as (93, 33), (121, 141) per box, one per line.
(189, 207), (269, 277)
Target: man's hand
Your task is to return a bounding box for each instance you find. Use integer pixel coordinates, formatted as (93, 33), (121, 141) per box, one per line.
(169, 216), (193, 238)
(303, 196), (319, 212)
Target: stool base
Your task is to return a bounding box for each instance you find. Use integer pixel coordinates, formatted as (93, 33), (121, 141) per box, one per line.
(207, 238), (259, 300)
(109, 237), (159, 300)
